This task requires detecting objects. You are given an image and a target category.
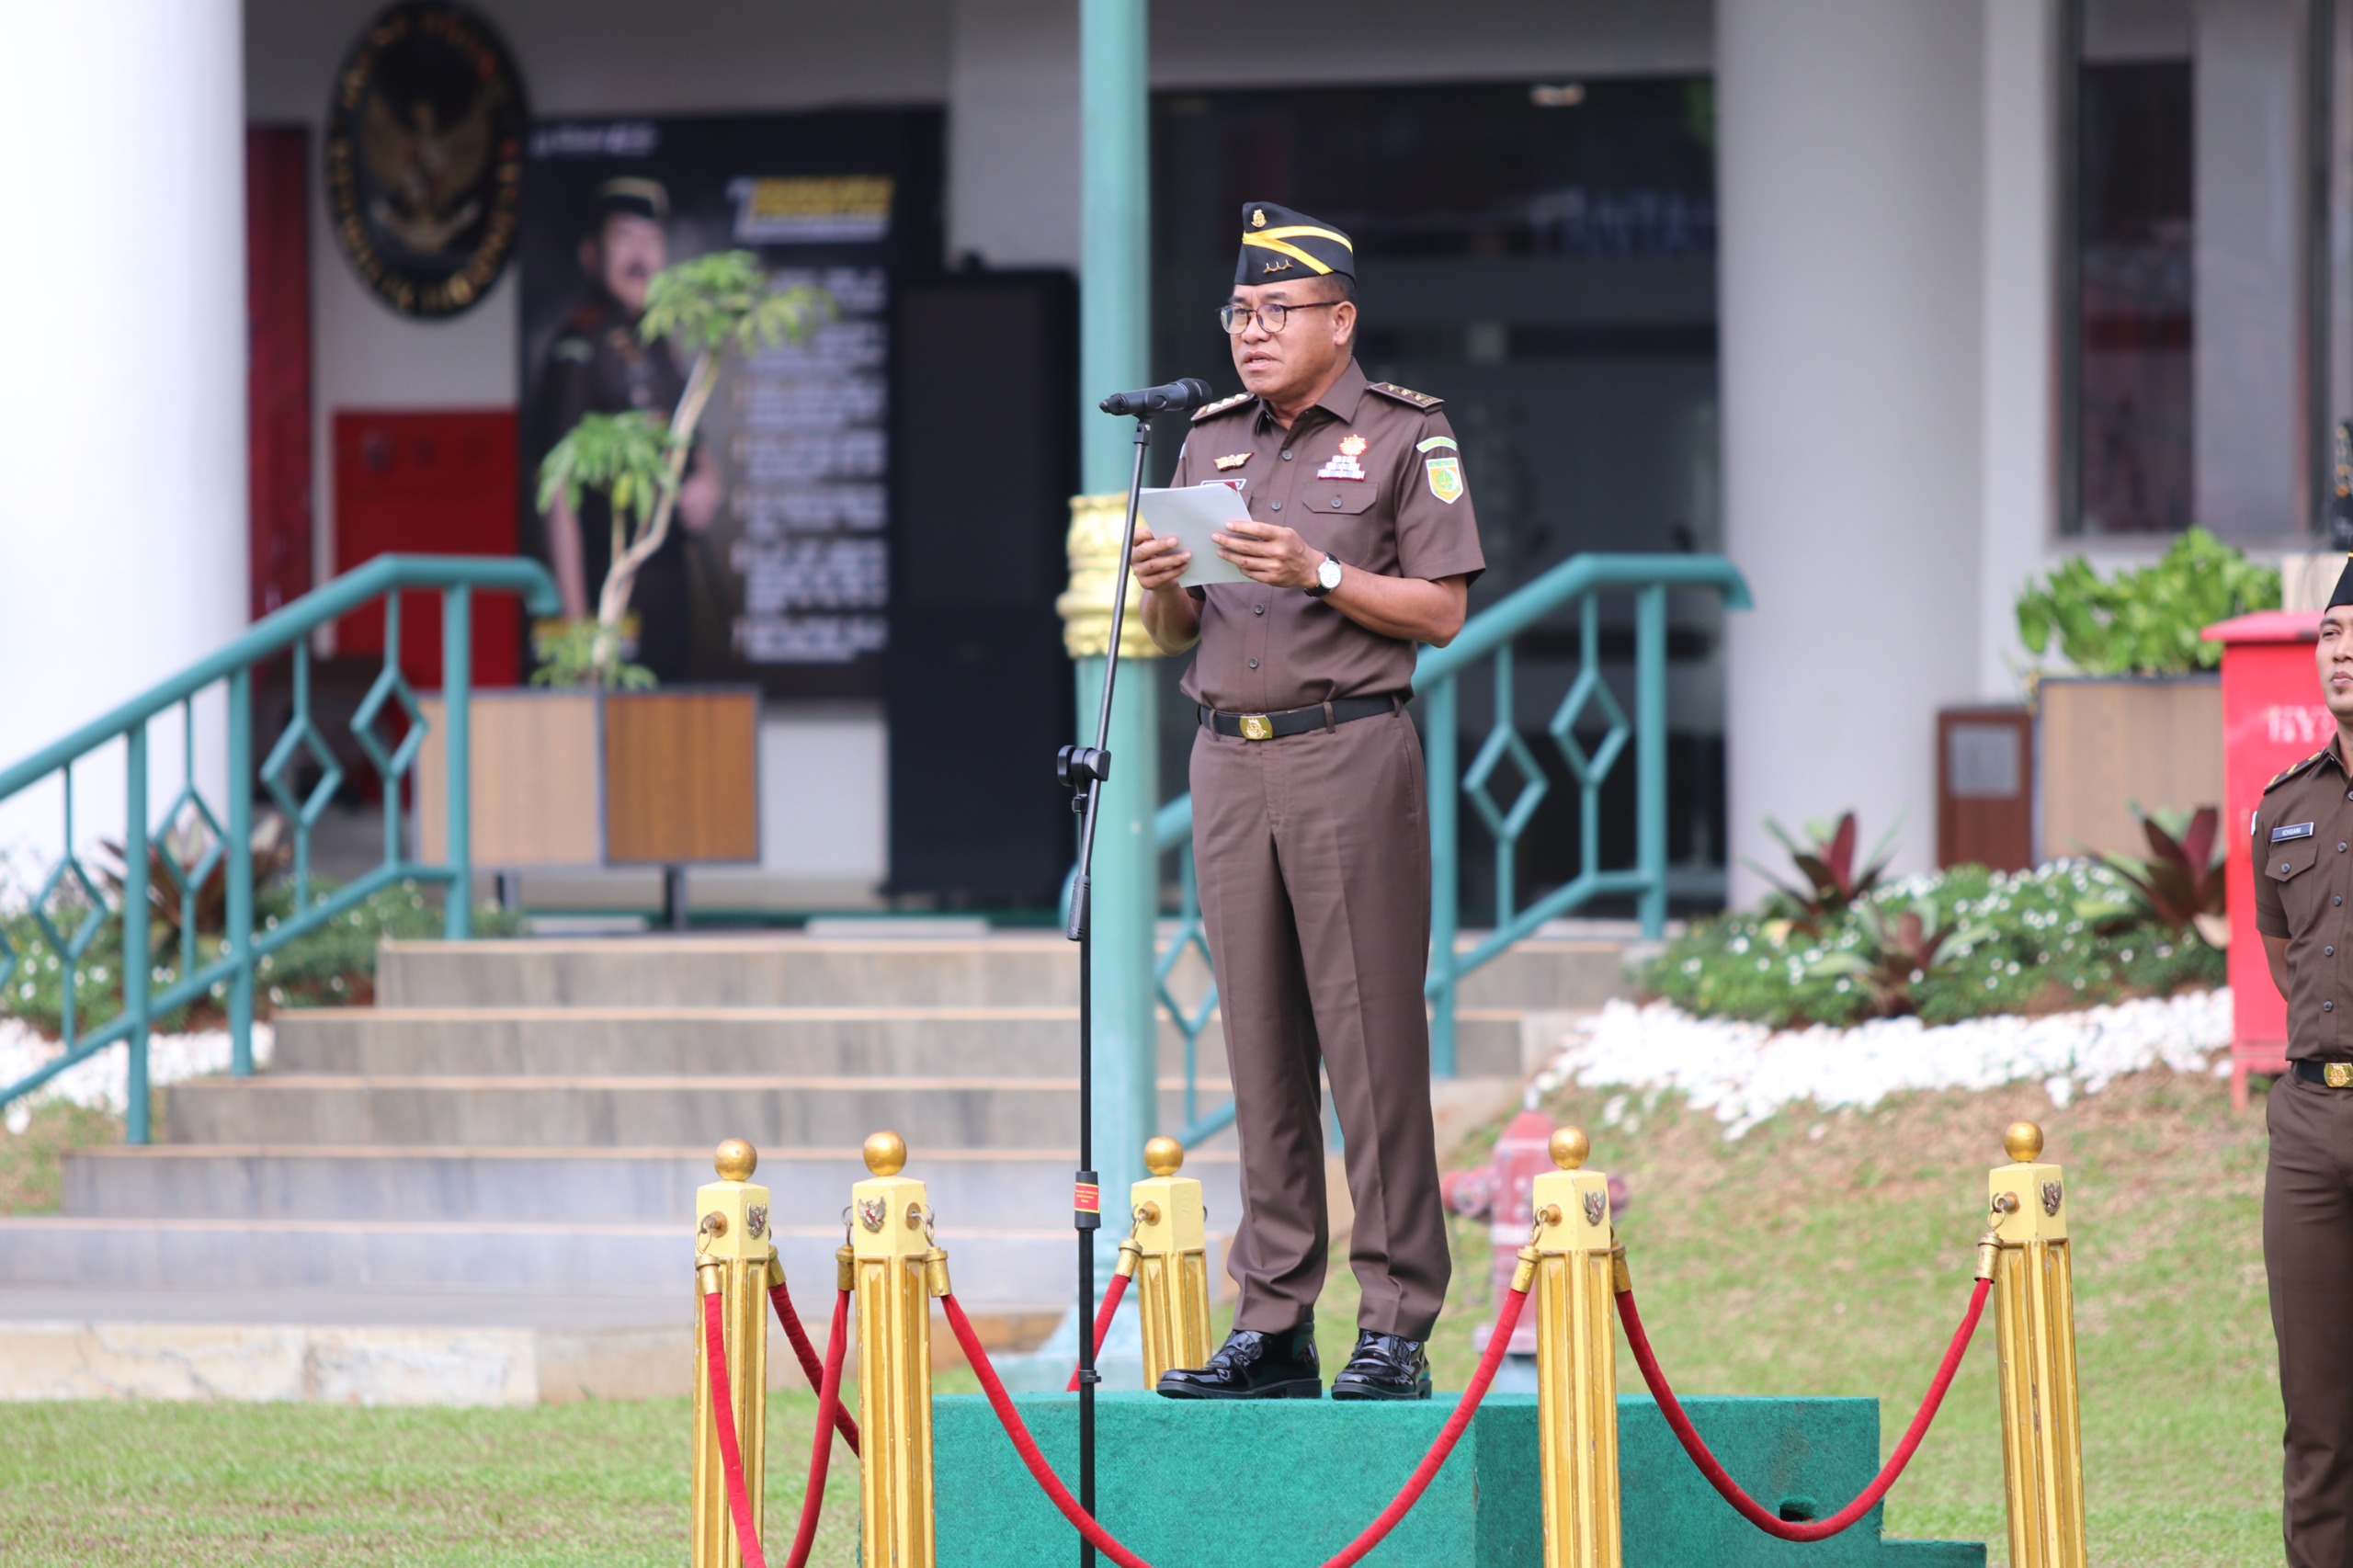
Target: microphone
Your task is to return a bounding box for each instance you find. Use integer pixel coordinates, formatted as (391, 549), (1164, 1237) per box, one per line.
(1097, 378), (1213, 417)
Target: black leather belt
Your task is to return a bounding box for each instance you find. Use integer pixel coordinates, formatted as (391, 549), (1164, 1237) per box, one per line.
(1199, 695), (1398, 741)
(2295, 1061), (2353, 1088)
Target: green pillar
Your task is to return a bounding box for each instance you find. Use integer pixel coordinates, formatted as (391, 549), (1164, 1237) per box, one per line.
(1074, 0), (1156, 1265)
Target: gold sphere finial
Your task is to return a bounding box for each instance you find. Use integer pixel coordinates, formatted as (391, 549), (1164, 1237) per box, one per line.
(714, 1139), (757, 1182)
(863, 1130), (908, 1177)
(1143, 1136), (1185, 1177)
(1551, 1127), (1590, 1171)
(2004, 1121), (2045, 1164)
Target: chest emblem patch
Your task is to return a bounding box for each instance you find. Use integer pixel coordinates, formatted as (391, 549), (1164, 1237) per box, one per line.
(2274, 822), (2318, 842)
(1199, 477), (1245, 494)
(1213, 452), (1250, 471)
(1317, 433), (1370, 482)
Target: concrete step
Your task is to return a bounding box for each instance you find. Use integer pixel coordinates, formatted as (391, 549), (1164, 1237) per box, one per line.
(160, 1074), (1233, 1151)
(378, 935), (1631, 1014)
(62, 1144), (1246, 1228)
(0, 1216), (1087, 1308)
(267, 1006), (1526, 1080)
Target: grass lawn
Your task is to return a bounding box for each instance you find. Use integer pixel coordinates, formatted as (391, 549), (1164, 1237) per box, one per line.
(0, 1064), (2282, 1565)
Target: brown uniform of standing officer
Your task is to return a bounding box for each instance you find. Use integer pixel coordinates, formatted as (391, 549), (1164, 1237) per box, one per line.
(2256, 563), (2353, 1568)
(1131, 203), (1484, 1401)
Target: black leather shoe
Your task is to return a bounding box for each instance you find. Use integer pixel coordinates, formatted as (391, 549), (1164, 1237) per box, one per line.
(1154, 1320), (1322, 1400)
(1329, 1332), (1432, 1401)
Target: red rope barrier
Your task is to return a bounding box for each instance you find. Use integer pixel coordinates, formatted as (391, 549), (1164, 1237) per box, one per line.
(1614, 1278), (1990, 1543)
(702, 1289), (769, 1568)
(771, 1278), (860, 1456)
(780, 1287), (854, 1568)
(1065, 1269), (1131, 1392)
(944, 1282), (1529, 1568)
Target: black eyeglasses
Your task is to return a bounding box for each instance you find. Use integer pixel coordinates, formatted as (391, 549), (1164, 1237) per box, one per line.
(1217, 301), (1339, 335)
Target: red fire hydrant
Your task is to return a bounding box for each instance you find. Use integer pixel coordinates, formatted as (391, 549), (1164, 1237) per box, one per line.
(1443, 1107), (1629, 1355)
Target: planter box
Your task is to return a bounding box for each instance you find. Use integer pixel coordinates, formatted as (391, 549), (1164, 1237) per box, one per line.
(2034, 675), (2221, 863)
(415, 687), (760, 869)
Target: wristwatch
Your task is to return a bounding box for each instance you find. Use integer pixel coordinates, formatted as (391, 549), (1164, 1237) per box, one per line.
(1306, 553), (1344, 598)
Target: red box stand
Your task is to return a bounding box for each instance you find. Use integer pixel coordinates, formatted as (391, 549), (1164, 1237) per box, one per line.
(2203, 610), (2332, 1109)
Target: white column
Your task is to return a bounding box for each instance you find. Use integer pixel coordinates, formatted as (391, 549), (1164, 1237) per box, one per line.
(1980, 0), (2063, 695)
(2194, 0), (2303, 540)
(0, 0), (246, 864)
(1718, 0), (1987, 899)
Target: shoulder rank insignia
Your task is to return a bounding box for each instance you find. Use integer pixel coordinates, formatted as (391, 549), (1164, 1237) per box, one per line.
(2266, 750), (2332, 793)
(1368, 381), (1443, 410)
(1190, 391), (1254, 424)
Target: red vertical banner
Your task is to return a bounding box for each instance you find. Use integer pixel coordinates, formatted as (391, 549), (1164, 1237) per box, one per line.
(246, 126), (314, 621)
(332, 409), (521, 688)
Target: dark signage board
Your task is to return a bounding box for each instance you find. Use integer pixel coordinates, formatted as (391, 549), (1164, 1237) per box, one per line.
(517, 110), (943, 698)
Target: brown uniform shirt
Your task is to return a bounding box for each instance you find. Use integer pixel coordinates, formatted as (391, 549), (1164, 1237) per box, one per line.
(1171, 358), (1485, 713)
(2252, 740), (2353, 1059)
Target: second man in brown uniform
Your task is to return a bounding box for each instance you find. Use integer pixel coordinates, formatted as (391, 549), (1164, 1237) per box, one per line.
(1132, 203), (1484, 1400)
(2255, 559), (2353, 1567)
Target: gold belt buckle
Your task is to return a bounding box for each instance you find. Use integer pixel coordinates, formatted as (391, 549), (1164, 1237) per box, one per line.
(2325, 1062), (2353, 1089)
(1238, 713), (1274, 741)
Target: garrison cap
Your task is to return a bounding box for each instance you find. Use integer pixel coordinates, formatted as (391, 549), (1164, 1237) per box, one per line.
(2331, 553), (2353, 611)
(592, 176), (670, 225)
(1235, 201), (1355, 285)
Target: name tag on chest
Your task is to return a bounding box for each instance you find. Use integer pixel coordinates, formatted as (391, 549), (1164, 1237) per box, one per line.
(2273, 822), (2317, 842)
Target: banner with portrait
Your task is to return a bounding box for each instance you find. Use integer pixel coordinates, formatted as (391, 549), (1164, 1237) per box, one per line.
(517, 110), (942, 697)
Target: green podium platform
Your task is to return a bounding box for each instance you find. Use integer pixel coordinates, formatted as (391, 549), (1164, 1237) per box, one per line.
(934, 1392), (1983, 1567)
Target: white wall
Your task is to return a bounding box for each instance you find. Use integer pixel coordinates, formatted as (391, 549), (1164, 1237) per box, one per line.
(0, 0), (248, 868)
(1979, 0), (2064, 697)
(2194, 0), (2304, 541)
(1718, 0), (1990, 897)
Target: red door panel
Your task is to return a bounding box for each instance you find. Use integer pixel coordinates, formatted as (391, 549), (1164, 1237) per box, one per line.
(332, 409), (520, 688)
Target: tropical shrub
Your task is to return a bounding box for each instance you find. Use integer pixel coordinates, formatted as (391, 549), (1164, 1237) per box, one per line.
(1644, 861), (2224, 1029)
(1744, 811), (1899, 931)
(2014, 528), (2278, 676)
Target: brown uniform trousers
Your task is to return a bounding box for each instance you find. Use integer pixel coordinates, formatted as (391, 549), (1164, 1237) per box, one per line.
(2254, 741), (2353, 1567)
(2268, 1072), (2353, 1568)
(1192, 706), (1450, 1339)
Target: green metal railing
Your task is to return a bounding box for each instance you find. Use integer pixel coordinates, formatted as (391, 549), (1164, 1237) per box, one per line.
(0, 555), (558, 1142)
(1157, 552), (1752, 1145)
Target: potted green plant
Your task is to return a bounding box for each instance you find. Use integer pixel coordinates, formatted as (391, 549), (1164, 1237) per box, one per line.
(2014, 528), (2277, 862)
(415, 255), (830, 903)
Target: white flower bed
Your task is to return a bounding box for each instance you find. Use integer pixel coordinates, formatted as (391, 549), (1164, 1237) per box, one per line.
(1535, 988), (2233, 1139)
(0, 1017), (273, 1133)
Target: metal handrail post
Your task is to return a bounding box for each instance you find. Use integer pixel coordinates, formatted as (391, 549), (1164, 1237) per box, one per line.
(443, 585), (472, 940)
(1426, 672), (1460, 1077)
(226, 668), (255, 1078)
(1635, 585), (1668, 937)
(122, 724), (150, 1144)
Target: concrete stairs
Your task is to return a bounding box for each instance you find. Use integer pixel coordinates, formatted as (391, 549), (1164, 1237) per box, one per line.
(0, 931), (1631, 1403)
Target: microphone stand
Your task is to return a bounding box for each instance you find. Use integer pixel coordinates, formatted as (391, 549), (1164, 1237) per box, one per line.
(1056, 412), (1153, 1568)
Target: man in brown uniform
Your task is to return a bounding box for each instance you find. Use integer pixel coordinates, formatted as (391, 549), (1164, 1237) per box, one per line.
(1131, 203), (1483, 1401)
(2255, 560), (2353, 1567)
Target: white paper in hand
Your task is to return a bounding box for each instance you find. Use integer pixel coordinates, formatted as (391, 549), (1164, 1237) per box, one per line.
(1137, 484), (1253, 586)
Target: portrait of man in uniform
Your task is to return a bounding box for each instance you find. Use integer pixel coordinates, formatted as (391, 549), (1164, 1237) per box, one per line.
(524, 176), (722, 681)
(1131, 202), (1484, 1401)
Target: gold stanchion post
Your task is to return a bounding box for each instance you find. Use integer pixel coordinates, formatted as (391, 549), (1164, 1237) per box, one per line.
(1989, 1120), (2086, 1568)
(1129, 1134), (1211, 1386)
(1530, 1126), (1622, 1568)
(693, 1138), (772, 1568)
(853, 1130), (941, 1568)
